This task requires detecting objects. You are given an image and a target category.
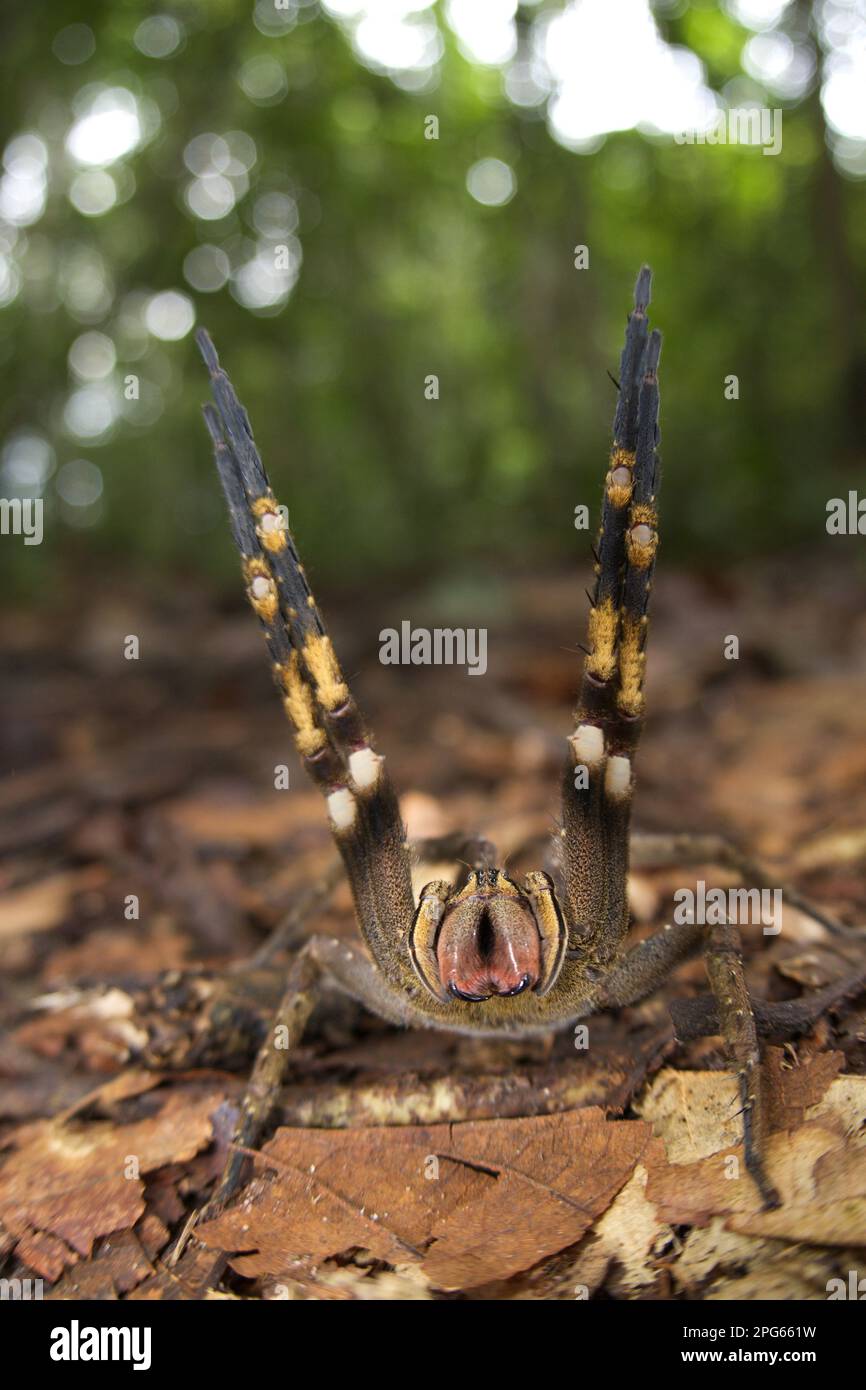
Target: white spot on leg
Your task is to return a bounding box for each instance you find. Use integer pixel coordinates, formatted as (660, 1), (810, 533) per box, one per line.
(327, 787), (357, 830)
(605, 755), (632, 798)
(349, 747), (382, 791)
(570, 723), (605, 766)
(259, 510), (283, 535)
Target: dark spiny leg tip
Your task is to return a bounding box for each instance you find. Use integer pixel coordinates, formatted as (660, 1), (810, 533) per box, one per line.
(201, 402), (223, 444)
(195, 327), (220, 373)
(644, 329), (662, 376)
(634, 265), (652, 311)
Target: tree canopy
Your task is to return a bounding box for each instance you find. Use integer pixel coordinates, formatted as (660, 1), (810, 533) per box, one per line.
(1, 0), (864, 598)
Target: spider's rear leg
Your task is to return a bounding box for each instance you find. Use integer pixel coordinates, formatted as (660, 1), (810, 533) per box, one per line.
(703, 917), (781, 1209)
(582, 916), (780, 1209)
(562, 270), (661, 966)
(181, 932), (418, 1243)
(198, 332), (415, 958)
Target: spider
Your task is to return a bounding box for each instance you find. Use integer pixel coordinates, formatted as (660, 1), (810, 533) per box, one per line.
(190, 267), (850, 1230)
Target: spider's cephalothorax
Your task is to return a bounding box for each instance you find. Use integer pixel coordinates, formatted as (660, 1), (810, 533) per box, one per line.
(196, 267), (790, 1212)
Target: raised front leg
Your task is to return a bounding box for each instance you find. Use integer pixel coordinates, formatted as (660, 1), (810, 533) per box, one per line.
(198, 331), (415, 968)
(562, 267), (662, 964)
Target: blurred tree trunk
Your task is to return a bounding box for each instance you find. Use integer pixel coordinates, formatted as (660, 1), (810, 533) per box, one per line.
(793, 0), (866, 459)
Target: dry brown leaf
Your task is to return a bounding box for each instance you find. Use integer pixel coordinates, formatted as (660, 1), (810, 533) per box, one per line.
(0, 1080), (223, 1279)
(48, 1228), (155, 1300)
(553, 1161), (673, 1298)
(636, 1048), (845, 1169)
(198, 1108), (651, 1291)
(646, 1121), (843, 1225)
(637, 1053), (866, 1243)
(198, 1122), (483, 1279)
(635, 1066), (742, 1163)
(423, 1109), (651, 1289)
(675, 1217), (854, 1300)
(642, 1102), (866, 1246)
(763, 1047), (844, 1131)
(728, 1124), (866, 1246)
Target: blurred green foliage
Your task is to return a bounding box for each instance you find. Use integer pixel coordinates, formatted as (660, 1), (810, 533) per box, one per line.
(1, 0), (864, 604)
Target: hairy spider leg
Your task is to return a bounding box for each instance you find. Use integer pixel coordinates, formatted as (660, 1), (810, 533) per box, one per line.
(577, 911), (780, 1208)
(617, 328), (662, 733)
(584, 263), (650, 698)
(592, 329), (662, 964)
(561, 268), (661, 966)
(198, 330), (415, 961)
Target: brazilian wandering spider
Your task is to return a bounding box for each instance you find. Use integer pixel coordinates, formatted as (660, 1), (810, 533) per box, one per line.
(184, 266), (861, 1237)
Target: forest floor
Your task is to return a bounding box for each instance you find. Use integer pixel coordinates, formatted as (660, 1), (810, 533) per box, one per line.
(1, 553), (865, 1299)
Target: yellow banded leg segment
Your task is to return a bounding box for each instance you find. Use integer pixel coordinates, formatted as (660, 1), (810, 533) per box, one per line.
(251, 494), (288, 554)
(625, 502), (658, 571)
(617, 503), (657, 721)
(616, 323), (661, 731)
(302, 632), (349, 712)
(242, 556), (280, 625)
(605, 446), (636, 508)
(584, 448), (635, 685)
(585, 595), (619, 684)
(298, 633), (388, 800)
(275, 652), (328, 758)
(562, 270), (659, 963)
(616, 614), (648, 720)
